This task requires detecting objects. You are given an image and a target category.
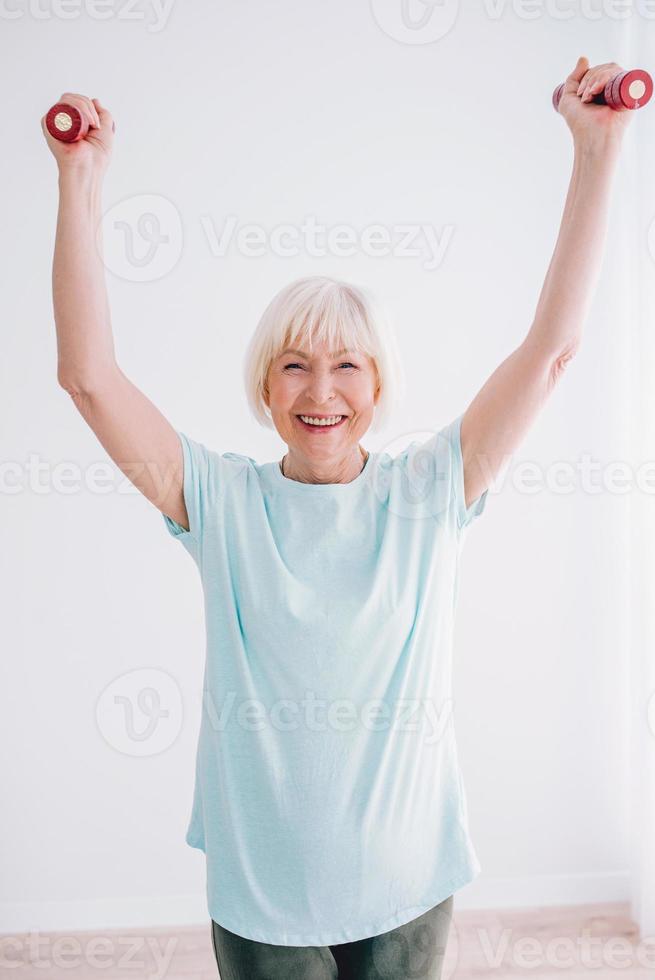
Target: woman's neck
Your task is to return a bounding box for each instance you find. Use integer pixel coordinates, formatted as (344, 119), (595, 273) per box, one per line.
(280, 445), (369, 484)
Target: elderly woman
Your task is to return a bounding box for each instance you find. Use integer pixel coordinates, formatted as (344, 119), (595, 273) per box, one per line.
(44, 55), (629, 979)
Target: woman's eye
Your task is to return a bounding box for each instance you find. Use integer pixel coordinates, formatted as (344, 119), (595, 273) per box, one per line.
(283, 362), (357, 371)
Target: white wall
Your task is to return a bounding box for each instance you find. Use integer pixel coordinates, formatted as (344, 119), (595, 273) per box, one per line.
(1, 0), (644, 932)
(627, 17), (655, 936)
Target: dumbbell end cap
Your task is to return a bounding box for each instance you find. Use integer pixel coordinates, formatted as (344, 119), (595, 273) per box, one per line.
(45, 102), (83, 142)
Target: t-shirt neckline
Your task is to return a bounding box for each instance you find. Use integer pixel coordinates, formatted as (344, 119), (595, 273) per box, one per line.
(271, 450), (375, 492)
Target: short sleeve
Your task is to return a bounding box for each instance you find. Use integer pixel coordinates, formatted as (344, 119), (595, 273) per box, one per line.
(162, 430), (216, 559)
(400, 413), (488, 531)
(445, 413), (488, 530)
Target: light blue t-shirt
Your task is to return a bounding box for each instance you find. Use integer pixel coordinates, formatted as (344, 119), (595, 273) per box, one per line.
(162, 413), (488, 946)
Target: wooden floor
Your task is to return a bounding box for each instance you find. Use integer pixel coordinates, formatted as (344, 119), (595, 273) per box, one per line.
(4, 903), (644, 979)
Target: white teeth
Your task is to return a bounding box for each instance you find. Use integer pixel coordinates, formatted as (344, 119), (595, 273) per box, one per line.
(299, 415), (344, 426)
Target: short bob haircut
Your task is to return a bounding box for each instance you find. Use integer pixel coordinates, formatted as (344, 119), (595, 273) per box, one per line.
(243, 276), (406, 435)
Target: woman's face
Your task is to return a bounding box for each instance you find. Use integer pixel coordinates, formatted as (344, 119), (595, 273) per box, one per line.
(265, 339), (379, 458)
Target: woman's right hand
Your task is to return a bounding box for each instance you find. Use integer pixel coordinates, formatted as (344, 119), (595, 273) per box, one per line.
(41, 93), (115, 174)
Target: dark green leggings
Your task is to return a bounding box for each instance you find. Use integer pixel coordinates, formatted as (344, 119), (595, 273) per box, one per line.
(210, 894), (454, 979)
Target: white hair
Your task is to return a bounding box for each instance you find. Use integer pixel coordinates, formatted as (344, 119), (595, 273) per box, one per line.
(243, 276), (405, 434)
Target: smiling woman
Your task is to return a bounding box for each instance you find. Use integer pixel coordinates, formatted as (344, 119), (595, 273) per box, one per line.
(243, 277), (406, 484)
(144, 274), (491, 960)
(44, 48), (631, 976)
(244, 276), (405, 435)
(48, 160), (488, 959)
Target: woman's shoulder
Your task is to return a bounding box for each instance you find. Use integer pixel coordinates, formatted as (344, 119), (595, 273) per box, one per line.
(174, 432), (262, 496)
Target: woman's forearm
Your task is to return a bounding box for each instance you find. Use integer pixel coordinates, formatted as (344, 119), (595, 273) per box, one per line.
(526, 134), (623, 359)
(54, 167), (118, 389)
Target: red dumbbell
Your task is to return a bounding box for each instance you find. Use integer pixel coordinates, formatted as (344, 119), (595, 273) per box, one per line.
(45, 102), (91, 142)
(552, 68), (653, 112)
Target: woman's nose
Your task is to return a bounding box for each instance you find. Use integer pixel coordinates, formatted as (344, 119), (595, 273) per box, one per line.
(305, 375), (336, 403)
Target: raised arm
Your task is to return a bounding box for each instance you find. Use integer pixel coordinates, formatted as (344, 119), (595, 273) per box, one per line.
(459, 57), (631, 509)
(42, 92), (191, 531)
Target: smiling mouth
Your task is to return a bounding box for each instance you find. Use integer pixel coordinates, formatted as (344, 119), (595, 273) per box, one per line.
(295, 414), (348, 430)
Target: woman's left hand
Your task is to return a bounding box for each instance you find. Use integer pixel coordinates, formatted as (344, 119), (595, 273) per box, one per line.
(556, 55), (633, 148)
